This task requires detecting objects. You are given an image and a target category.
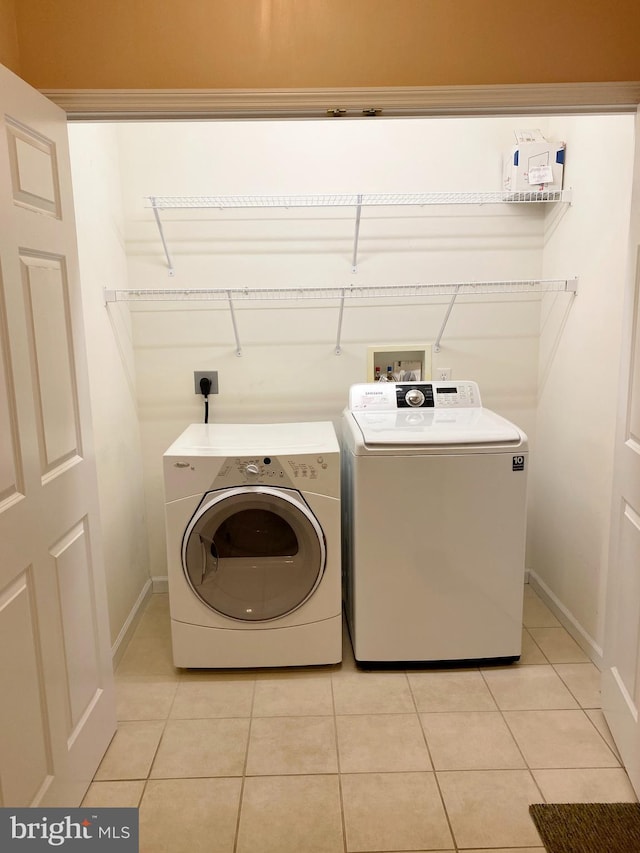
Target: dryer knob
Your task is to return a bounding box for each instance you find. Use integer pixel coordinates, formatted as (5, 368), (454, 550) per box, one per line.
(405, 388), (425, 407)
(245, 463), (260, 476)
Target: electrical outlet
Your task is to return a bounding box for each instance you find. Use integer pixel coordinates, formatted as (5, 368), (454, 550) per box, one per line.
(194, 371), (219, 395)
(436, 367), (452, 381)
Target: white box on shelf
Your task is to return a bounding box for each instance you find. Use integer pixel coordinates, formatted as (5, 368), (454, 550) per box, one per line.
(503, 132), (565, 192)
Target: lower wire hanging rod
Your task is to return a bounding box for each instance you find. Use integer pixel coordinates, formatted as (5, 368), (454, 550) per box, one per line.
(335, 288), (346, 355)
(351, 195), (363, 273)
(434, 284), (461, 353)
(227, 290), (242, 357)
(150, 197), (175, 276)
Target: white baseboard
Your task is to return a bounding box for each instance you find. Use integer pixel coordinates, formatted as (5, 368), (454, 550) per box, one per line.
(527, 568), (604, 670)
(151, 575), (169, 594)
(110, 578), (153, 669)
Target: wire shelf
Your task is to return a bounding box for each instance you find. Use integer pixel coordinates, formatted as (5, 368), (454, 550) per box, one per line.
(147, 190), (572, 275)
(104, 278), (577, 303)
(148, 190), (571, 210)
(103, 278), (577, 357)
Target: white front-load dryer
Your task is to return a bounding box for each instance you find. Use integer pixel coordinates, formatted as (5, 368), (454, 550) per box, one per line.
(163, 421), (341, 668)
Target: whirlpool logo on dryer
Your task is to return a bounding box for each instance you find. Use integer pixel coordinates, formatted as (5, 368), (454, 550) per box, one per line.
(0, 808), (138, 851)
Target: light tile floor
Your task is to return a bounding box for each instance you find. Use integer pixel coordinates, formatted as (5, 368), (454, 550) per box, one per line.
(84, 585), (637, 852)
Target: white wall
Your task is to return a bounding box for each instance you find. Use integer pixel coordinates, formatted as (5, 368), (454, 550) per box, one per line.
(529, 114), (635, 662)
(69, 124), (151, 652)
(116, 117), (549, 575)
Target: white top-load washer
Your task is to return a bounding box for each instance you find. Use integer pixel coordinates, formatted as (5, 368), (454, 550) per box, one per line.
(342, 380), (528, 664)
(163, 421), (341, 668)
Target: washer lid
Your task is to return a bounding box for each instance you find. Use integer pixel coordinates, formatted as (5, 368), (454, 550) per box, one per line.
(352, 407), (522, 445)
(165, 421), (338, 457)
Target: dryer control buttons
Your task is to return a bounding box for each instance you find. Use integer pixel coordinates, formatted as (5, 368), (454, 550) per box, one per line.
(405, 388), (425, 408)
(245, 463), (260, 477)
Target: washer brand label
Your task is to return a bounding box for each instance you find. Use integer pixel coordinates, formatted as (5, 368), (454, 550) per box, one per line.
(512, 455), (525, 472)
(0, 809), (138, 851)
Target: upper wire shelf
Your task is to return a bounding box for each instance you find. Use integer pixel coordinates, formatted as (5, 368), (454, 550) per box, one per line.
(147, 190), (573, 275)
(148, 190), (572, 209)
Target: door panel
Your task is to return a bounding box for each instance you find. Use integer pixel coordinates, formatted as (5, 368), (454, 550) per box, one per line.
(6, 118), (61, 216)
(21, 252), (81, 475)
(607, 501), (640, 696)
(0, 266), (23, 508)
(50, 519), (101, 730)
(0, 570), (51, 807)
(629, 263), (640, 444)
(0, 63), (115, 807)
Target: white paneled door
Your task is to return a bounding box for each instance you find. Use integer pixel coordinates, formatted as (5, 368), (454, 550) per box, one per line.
(603, 107), (640, 796)
(0, 65), (115, 806)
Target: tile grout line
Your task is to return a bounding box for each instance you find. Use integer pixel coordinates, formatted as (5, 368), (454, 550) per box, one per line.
(406, 668), (460, 853)
(330, 670), (349, 853)
(478, 665), (549, 813)
(232, 677), (257, 853)
(141, 706), (169, 783)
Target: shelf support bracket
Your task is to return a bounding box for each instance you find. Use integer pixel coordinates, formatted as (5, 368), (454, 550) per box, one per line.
(150, 197), (175, 277)
(351, 194), (363, 273)
(227, 291), (242, 356)
(434, 285), (461, 353)
(335, 289), (346, 355)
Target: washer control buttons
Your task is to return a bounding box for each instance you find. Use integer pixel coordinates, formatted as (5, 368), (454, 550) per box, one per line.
(396, 383), (434, 408)
(245, 463), (260, 477)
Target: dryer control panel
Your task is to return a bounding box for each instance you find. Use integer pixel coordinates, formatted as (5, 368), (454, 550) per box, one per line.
(349, 380), (481, 411)
(211, 453), (336, 490)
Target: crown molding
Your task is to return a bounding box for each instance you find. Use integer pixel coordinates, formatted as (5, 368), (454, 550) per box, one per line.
(41, 82), (640, 120)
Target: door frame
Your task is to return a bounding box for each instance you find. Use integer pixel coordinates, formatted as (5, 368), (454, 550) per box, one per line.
(601, 105), (640, 795)
(27, 77), (640, 786)
(40, 81), (640, 121)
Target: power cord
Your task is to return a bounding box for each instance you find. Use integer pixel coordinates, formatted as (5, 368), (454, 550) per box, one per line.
(199, 376), (212, 423)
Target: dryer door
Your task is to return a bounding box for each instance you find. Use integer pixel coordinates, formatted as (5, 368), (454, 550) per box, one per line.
(182, 487), (326, 622)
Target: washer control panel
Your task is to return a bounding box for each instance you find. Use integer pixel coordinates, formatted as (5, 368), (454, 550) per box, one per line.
(349, 380), (481, 411)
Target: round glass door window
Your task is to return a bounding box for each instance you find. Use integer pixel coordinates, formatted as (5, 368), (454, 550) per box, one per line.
(182, 487), (326, 622)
